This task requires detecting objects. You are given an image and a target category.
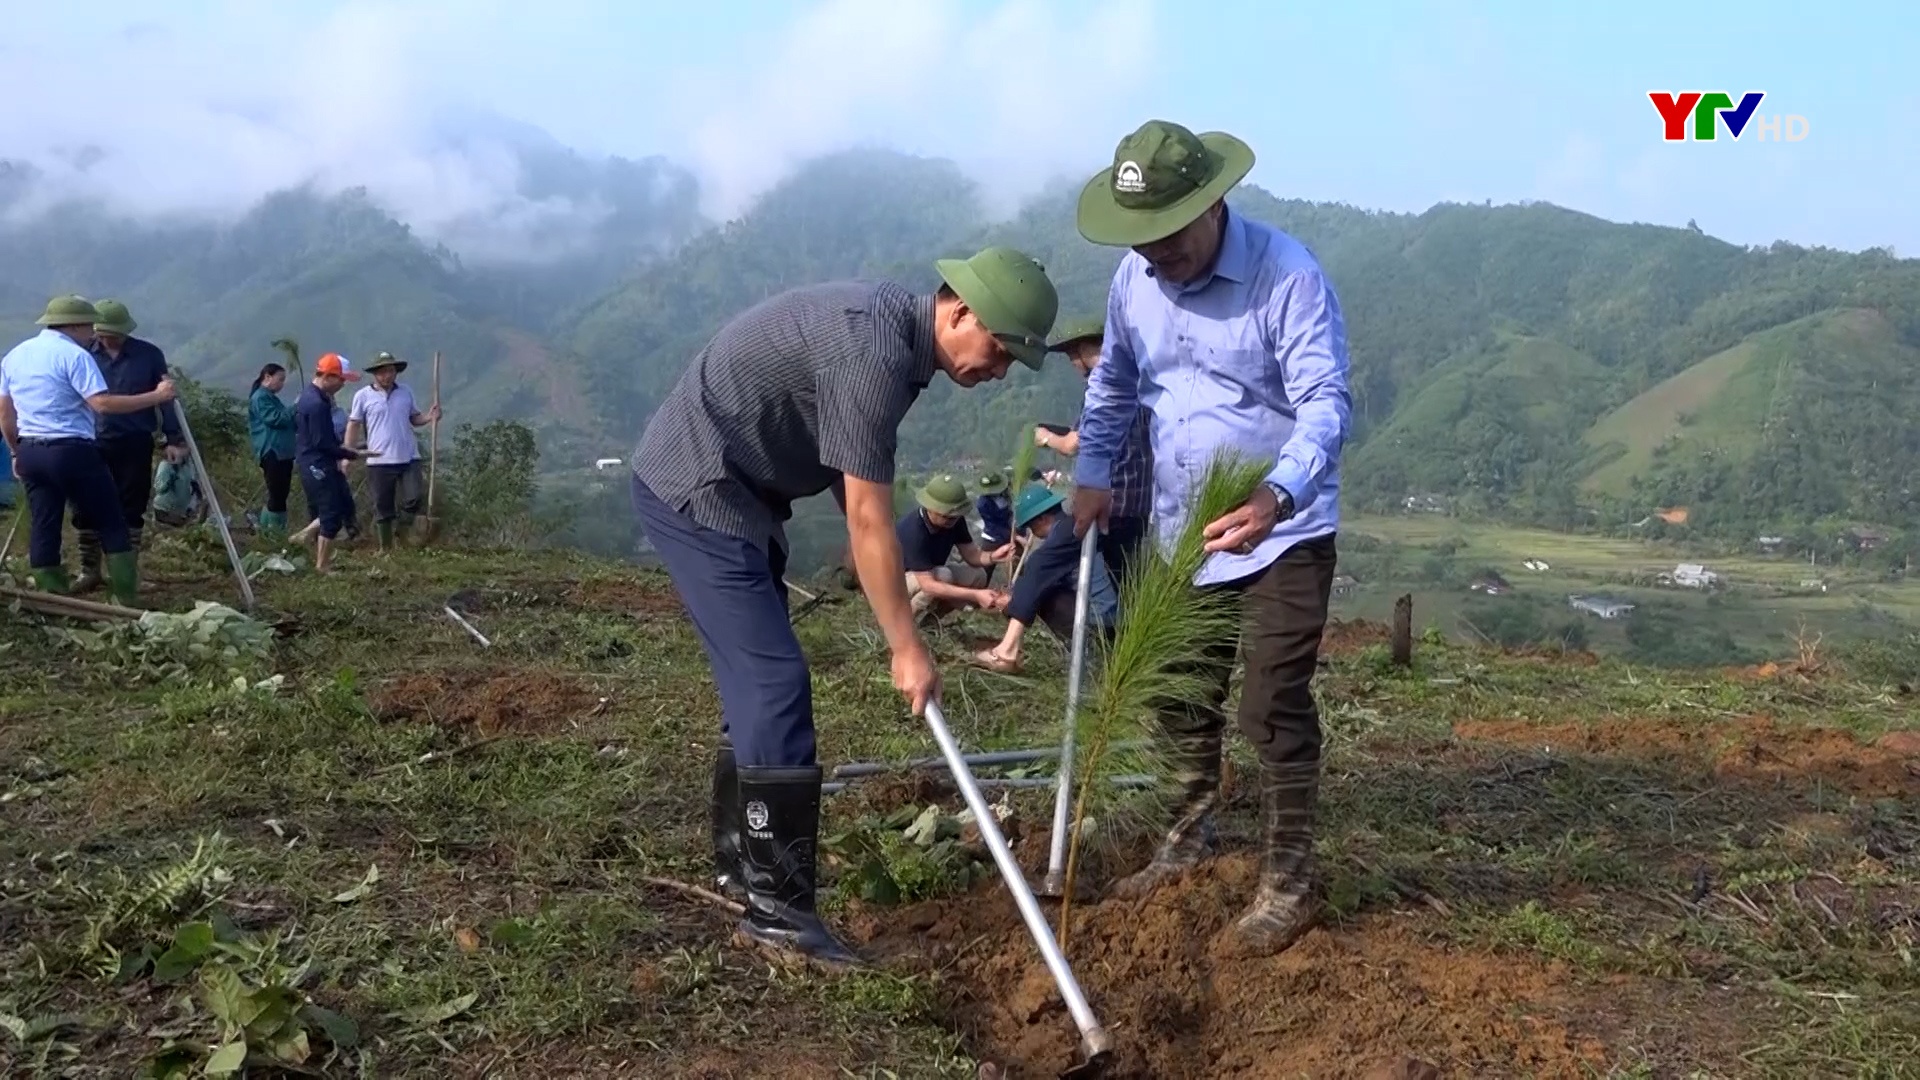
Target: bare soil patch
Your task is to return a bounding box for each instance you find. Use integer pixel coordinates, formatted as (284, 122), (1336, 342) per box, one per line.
(1453, 715), (1920, 798)
(371, 669), (601, 735)
(567, 576), (686, 617)
(856, 855), (1610, 1079)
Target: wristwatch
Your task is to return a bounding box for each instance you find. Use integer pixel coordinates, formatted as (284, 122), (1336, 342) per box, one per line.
(1265, 482), (1294, 521)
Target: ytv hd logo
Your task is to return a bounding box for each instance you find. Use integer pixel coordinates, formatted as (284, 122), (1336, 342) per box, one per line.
(1649, 92), (1809, 142)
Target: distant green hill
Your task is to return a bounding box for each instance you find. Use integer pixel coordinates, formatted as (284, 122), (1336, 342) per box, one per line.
(1578, 308), (1920, 533)
(6, 145), (1919, 540)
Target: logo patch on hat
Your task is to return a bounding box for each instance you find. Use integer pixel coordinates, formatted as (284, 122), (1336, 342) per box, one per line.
(1113, 160), (1146, 194)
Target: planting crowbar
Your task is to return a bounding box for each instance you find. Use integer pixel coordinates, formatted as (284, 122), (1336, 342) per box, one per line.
(923, 696), (1113, 1072)
(171, 399), (255, 611)
(1038, 524), (1099, 898)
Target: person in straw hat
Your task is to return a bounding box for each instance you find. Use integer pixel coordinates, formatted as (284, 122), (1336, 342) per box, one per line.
(897, 473), (1011, 621)
(1068, 120), (1353, 956)
(0, 296), (176, 603)
(346, 351), (439, 553)
(630, 246), (1057, 969)
(67, 300), (187, 591)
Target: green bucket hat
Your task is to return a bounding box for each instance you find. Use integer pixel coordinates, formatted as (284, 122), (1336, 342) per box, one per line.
(1013, 485), (1065, 531)
(91, 299), (137, 335)
(916, 474), (971, 516)
(1048, 315), (1105, 352)
(36, 295), (100, 328)
(365, 351), (408, 374)
(933, 246), (1059, 371)
(975, 470), (1008, 495)
(1076, 120), (1256, 248)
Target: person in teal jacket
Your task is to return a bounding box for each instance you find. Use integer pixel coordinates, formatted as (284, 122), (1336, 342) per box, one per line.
(248, 362), (297, 536)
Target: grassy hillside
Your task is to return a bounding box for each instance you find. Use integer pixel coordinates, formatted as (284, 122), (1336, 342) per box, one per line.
(2, 519), (1917, 1077)
(1577, 308), (1920, 533)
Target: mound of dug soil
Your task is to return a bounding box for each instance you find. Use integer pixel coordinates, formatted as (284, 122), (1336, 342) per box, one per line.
(854, 856), (1606, 1079)
(1454, 715), (1920, 799)
(372, 671), (601, 735)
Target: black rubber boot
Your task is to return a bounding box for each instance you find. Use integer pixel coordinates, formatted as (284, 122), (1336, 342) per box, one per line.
(71, 530), (104, 594)
(712, 742), (744, 900)
(735, 765), (862, 970)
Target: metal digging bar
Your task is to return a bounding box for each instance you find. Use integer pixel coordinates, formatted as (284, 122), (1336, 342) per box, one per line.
(1039, 524), (1098, 897)
(171, 399), (255, 611)
(922, 697), (1113, 1072)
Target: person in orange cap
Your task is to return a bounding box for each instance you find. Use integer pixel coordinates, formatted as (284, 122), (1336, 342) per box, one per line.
(293, 354), (363, 572)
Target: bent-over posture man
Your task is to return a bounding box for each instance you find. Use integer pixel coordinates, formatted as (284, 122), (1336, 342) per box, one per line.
(0, 296), (176, 605)
(1072, 120), (1352, 955)
(631, 246), (1057, 968)
(73, 300), (186, 591)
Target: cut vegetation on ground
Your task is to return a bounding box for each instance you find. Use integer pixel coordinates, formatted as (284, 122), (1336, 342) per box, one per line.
(3, 527), (1918, 1078)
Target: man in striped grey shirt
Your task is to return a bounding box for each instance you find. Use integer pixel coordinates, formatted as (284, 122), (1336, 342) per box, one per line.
(631, 246), (1058, 968)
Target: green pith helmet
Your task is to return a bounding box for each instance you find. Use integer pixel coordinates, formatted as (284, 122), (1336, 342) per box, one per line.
(1013, 485), (1065, 531)
(916, 474), (970, 516)
(933, 246), (1059, 370)
(92, 299), (137, 335)
(36, 295), (100, 328)
(975, 470), (1008, 495)
(1048, 316), (1104, 351)
(1077, 119), (1256, 247)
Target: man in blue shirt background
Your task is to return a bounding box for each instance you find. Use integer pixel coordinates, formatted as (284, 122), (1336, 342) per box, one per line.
(1034, 316), (1153, 585)
(0, 295), (177, 602)
(72, 300), (186, 592)
(1072, 120), (1353, 956)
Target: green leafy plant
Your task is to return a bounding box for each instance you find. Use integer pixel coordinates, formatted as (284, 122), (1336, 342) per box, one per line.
(61, 602), (274, 684)
(1057, 449), (1273, 949)
(823, 804), (993, 905)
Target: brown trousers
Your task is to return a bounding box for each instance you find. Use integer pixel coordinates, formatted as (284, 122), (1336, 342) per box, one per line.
(1159, 534), (1338, 770)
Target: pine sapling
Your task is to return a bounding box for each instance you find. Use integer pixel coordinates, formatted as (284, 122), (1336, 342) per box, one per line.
(1056, 449), (1272, 950)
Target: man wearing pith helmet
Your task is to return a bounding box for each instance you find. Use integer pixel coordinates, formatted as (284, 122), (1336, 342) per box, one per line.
(73, 299), (186, 592)
(631, 244), (1057, 969)
(1035, 315), (1154, 585)
(1071, 120), (1353, 956)
(0, 296), (177, 605)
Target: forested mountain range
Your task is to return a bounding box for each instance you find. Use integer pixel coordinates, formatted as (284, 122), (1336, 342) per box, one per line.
(4, 143), (1917, 541)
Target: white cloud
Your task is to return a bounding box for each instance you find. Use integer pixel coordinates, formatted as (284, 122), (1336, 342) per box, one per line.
(0, 0), (1160, 254)
(675, 0), (1156, 221)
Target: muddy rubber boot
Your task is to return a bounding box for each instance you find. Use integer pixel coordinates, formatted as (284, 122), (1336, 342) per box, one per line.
(375, 520), (395, 554)
(712, 742), (745, 900)
(105, 551), (140, 609)
(30, 566), (72, 594)
(735, 765), (863, 970)
(1108, 729), (1223, 900)
(1228, 759), (1321, 956)
(71, 530), (104, 593)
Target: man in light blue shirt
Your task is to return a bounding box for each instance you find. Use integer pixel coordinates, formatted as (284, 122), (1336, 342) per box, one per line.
(0, 296), (177, 601)
(1072, 120), (1352, 956)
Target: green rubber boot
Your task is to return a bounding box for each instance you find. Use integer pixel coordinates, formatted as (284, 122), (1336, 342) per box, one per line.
(259, 509), (287, 538)
(71, 530), (104, 593)
(31, 566), (72, 594)
(105, 551), (140, 608)
(375, 520), (395, 554)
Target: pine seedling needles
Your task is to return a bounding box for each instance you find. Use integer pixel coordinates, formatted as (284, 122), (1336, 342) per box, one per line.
(1056, 449), (1272, 951)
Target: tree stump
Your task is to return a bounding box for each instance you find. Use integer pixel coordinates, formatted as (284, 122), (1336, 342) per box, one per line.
(1390, 593), (1414, 667)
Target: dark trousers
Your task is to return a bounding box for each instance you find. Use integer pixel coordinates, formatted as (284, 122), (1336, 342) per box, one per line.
(368, 462), (423, 524)
(297, 461), (354, 540)
(1101, 515), (1148, 587)
(631, 476), (814, 769)
(71, 436), (154, 535)
(1159, 534), (1338, 770)
(260, 452), (293, 513)
(17, 439), (131, 566)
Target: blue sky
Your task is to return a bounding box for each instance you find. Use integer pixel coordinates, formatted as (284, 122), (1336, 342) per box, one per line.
(2, 0), (1910, 256)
